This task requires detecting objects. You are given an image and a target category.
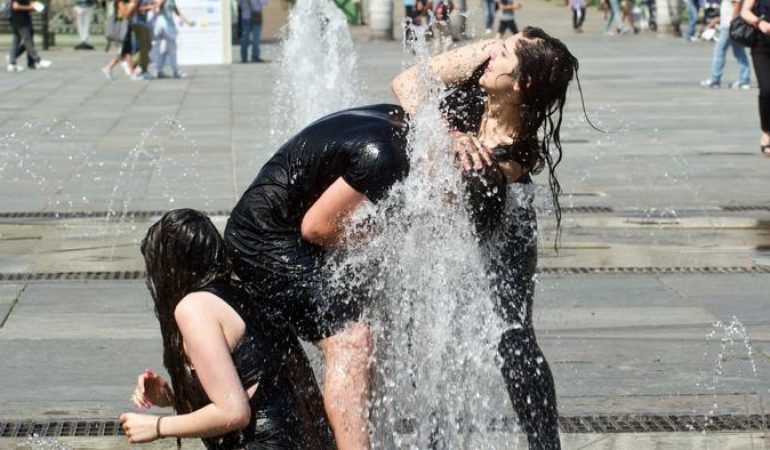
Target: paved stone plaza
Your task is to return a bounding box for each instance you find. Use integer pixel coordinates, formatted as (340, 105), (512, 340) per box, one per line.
(0, 0), (769, 448)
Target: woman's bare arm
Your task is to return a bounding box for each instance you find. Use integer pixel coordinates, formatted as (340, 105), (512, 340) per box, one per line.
(301, 177), (367, 247)
(391, 39), (496, 116)
(741, 0), (770, 33)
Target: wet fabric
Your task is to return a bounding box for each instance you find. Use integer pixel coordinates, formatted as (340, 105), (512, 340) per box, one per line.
(225, 104), (410, 342)
(484, 181), (560, 450)
(441, 69), (561, 448)
(194, 284), (335, 450)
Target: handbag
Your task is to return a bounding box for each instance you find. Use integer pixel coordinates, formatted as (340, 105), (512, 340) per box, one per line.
(105, 14), (129, 43)
(730, 14), (760, 47)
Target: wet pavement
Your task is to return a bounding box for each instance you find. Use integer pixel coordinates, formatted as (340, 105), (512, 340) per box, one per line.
(1, 0), (769, 448)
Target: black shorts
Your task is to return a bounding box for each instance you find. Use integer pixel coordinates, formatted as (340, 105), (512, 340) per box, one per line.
(238, 264), (363, 343)
(498, 19), (518, 35)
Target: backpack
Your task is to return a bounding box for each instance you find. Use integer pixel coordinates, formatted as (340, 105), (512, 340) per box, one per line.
(0, 0), (13, 21)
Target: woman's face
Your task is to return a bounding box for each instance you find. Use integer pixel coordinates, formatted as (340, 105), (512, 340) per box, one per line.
(479, 33), (524, 95)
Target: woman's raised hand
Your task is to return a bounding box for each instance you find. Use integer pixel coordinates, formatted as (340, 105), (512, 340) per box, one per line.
(450, 131), (493, 171)
(132, 368), (173, 408)
(760, 20), (770, 35)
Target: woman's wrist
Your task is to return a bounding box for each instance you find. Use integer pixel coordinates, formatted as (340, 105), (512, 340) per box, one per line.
(155, 416), (164, 439)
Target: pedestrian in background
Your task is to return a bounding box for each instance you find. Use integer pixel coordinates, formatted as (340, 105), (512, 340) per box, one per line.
(102, 0), (135, 79)
(430, 0), (454, 53)
(741, 0), (770, 155)
(482, 0), (495, 34)
(569, 0), (586, 33)
(7, 0), (51, 72)
(699, 0), (750, 89)
(131, 0), (154, 79)
(151, 0), (193, 78)
(684, 0), (701, 41)
(238, 0), (267, 63)
(496, 0), (520, 38)
(603, 0), (626, 34)
(73, 0), (96, 49)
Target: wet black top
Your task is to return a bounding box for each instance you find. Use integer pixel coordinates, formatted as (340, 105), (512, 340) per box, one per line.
(225, 104), (410, 276)
(194, 284), (335, 450)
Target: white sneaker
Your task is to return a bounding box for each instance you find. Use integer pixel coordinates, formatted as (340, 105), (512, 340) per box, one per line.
(485, 28), (492, 35)
(172, 71), (187, 79)
(101, 66), (114, 80)
(699, 79), (719, 88)
(35, 59), (52, 69)
(730, 80), (751, 90)
(120, 61), (132, 76)
(7, 64), (17, 72)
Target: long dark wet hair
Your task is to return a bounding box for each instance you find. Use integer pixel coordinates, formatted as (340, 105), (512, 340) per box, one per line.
(140, 208), (231, 416)
(442, 26), (579, 244)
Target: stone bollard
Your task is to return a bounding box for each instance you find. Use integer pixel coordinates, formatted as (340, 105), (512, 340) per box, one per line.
(369, 0), (394, 40)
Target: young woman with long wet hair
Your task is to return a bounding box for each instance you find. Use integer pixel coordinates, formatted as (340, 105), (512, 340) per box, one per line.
(119, 208), (335, 450)
(392, 27), (579, 450)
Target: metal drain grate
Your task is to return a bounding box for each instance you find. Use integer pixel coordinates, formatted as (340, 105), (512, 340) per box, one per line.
(0, 271), (144, 282)
(721, 205), (770, 212)
(0, 210), (231, 220)
(539, 266), (770, 275)
(562, 206), (614, 214)
(0, 419), (123, 438)
(3, 415), (766, 438)
(1, 266), (769, 283)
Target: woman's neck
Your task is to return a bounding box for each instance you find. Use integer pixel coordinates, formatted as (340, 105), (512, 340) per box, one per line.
(477, 95), (521, 146)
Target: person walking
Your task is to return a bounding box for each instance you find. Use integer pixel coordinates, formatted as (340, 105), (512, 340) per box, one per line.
(7, 0), (51, 72)
(684, 0), (701, 41)
(569, 0), (586, 32)
(237, 0), (267, 63)
(496, 0), (521, 38)
(430, 0), (454, 53)
(482, 0), (495, 34)
(102, 0), (136, 79)
(741, 0), (770, 155)
(699, 0), (751, 88)
(603, 0), (626, 34)
(151, 0), (193, 78)
(131, 0), (153, 79)
(73, 0), (96, 49)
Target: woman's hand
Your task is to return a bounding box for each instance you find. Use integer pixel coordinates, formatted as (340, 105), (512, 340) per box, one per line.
(132, 369), (173, 408)
(119, 413), (160, 443)
(450, 131), (493, 171)
(760, 20), (770, 34)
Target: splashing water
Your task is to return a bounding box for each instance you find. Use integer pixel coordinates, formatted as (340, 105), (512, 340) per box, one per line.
(693, 316), (759, 431)
(15, 435), (72, 450)
(327, 25), (510, 449)
(270, 0), (364, 146)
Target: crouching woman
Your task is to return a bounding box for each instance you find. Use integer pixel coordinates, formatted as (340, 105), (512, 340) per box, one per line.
(119, 208), (335, 450)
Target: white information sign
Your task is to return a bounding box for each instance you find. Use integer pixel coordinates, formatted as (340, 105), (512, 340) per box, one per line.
(176, 0), (232, 65)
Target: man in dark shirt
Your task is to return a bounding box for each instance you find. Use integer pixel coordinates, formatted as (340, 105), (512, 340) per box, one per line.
(225, 104), (410, 450)
(7, 0), (51, 71)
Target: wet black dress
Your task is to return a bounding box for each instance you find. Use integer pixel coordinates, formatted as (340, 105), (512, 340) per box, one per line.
(442, 63), (561, 450)
(194, 284), (336, 450)
(225, 104), (410, 343)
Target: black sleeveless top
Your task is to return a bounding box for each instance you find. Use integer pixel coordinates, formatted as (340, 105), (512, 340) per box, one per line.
(195, 284), (335, 450)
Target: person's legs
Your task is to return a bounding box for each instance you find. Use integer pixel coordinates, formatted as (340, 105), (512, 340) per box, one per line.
(75, 5), (94, 44)
(9, 27), (21, 66)
(316, 322), (373, 450)
(167, 36), (179, 74)
(133, 26), (151, 73)
(605, 0), (623, 32)
(751, 47), (770, 150)
(708, 29), (729, 85)
(484, 0), (495, 31)
(572, 8), (579, 29)
(731, 40), (751, 86)
(16, 25), (39, 64)
(579, 7), (586, 28)
(240, 17), (251, 62)
(250, 21), (261, 61)
(499, 327), (561, 450)
(684, 0), (698, 40)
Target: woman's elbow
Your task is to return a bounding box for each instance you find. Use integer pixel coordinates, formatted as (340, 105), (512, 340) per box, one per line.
(300, 218), (326, 245)
(228, 404), (251, 431)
